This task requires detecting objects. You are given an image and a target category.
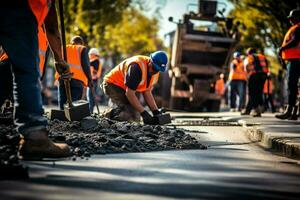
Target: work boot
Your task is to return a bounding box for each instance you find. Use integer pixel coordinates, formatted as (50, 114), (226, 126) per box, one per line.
(19, 126), (72, 160)
(275, 105), (293, 120)
(288, 106), (298, 120)
(250, 107), (261, 117)
(240, 109), (250, 115)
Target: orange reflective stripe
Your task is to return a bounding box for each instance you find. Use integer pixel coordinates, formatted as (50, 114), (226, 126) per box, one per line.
(28, 0), (51, 27)
(0, 52), (8, 62)
(104, 55), (157, 92)
(282, 23), (300, 59)
(38, 26), (48, 75)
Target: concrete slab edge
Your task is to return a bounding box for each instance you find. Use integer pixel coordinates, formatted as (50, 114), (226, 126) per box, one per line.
(238, 120), (300, 159)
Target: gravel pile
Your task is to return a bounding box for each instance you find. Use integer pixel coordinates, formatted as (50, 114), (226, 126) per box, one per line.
(0, 124), (29, 180)
(48, 116), (207, 157)
(0, 116), (206, 179)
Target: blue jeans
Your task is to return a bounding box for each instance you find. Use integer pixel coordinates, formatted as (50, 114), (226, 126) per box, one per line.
(229, 80), (246, 110)
(0, 3), (47, 133)
(87, 79), (99, 113)
(58, 79), (84, 110)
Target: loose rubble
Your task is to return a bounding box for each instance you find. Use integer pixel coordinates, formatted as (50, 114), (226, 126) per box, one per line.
(0, 116), (207, 179)
(48, 117), (207, 157)
(0, 124), (29, 180)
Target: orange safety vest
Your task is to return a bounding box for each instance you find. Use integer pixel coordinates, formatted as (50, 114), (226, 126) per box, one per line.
(38, 26), (48, 75)
(0, 52), (8, 62)
(90, 58), (102, 80)
(281, 23), (300, 60)
(263, 79), (273, 94)
(104, 55), (160, 92)
(55, 44), (88, 86)
(245, 54), (269, 76)
(28, 0), (52, 27)
(228, 58), (247, 81)
(215, 78), (225, 96)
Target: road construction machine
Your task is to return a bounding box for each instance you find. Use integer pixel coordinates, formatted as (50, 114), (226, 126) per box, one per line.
(157, 0), (240, 111)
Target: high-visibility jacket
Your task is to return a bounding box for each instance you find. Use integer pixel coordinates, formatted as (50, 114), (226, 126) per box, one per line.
(28, 0), (52, 27)
(263, 79), (273, 94)
(228, 58), (247, 81)
(215, 78), (225, 96)
(55, 44), (88, 86)
(0, 52), (8, 62)
(281, 23), (300, 60)
(90, 58), (102, 80)
(104, 55), (160, 92)
(244, 53), (269, 76)
(38, 26), (48, 75)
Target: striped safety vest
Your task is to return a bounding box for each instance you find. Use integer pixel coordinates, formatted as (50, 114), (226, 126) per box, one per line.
(104, 55), (159, 92)
(228, 58), (247, 81)
(281, 23), (300, 60)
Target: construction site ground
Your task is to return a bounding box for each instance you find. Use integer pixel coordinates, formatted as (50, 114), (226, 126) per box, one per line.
(1, 111), (300, 199)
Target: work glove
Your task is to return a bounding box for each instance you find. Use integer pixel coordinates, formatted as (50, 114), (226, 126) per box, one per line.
(152, 109), (162, 116)
(55, 61), (73, 80)
(140, 110), (157, 125)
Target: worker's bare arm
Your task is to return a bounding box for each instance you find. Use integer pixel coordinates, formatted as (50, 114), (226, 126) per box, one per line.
(143, 90), (158, 111)
(44, 2), (63, 62)
(125, 88), (144, 113)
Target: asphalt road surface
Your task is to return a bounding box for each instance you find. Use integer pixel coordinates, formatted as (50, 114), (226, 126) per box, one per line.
(1, 124), (300, 200)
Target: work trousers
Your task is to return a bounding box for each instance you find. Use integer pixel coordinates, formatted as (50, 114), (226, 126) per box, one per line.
(287, 59), (300, 106)
(263, 93), (275, 112)
(102, 82), (140, 121)
(229, 80), (246, 110)
(58, 79), (84, 110)
(246, 72), (267, 111)
(0, 3), (47, 133)
(87, 79), (99, 113)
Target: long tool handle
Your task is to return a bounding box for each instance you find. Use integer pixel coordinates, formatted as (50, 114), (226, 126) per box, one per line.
(91, 85), (100, 115)
(58, 0), (72, 107)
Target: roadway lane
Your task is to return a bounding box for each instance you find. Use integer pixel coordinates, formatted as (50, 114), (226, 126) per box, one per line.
(1, 126), (300, 199)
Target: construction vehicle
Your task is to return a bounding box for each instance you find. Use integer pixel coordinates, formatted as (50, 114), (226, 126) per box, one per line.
(157, 0), (240, 111)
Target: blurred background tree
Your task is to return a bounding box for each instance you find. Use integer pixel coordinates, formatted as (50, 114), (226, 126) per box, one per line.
(61, 0), (164, 61)
(228, 0), (299, 74)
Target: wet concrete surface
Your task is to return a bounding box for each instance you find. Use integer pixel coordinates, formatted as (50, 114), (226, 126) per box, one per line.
(1, 124), (300, 200)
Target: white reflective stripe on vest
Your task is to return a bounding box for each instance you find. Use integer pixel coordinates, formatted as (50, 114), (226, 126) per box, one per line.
(138, 61), (146, 86)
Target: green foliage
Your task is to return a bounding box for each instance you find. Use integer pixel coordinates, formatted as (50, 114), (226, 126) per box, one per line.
(229, 0), (298, 50)
(103, 7), (164, 58)
(60, 0), (164, 60)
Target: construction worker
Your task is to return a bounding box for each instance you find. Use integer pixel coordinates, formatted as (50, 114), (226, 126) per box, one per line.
(263, 73), (276, 113)
(102, 51), (168, 124)
(87, 48), (102, 113)
(228, 51), (247, 111)
(56, 36), (93, 110)
(242, 48), (269, 117)
(0, 0), (72, 159)
(276, 9), (300, 120)
(215, 73), (225, 96)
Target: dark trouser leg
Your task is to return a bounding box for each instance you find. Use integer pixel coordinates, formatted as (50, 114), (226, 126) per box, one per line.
(237, 80), (246, 110)
(0, 4), (47, 133)
(87, 79), (98, 113)
(102, 82), (139, 120)
(229, 81), (237, 109)
(287, 60), (300, 106)
(249, 73), (266, 109)
(0, 59), (13, 106)
(58, 79), (84, 110)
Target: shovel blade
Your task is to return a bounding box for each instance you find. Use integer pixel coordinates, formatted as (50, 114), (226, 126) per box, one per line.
(49, 109), (68, 121)
(64, 100), (90, 121)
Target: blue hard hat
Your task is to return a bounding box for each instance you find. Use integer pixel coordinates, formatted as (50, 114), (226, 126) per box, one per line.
(233, 51), (241, 58)
(150, 51), (168, 72)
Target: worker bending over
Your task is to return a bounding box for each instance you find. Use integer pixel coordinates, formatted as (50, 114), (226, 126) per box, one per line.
(102, 51), (168, 125)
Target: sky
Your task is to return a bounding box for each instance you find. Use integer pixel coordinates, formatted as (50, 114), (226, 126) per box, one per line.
(154, 0), (234, 39)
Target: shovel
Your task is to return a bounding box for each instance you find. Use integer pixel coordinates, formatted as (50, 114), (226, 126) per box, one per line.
(50, 0), (90, 121)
